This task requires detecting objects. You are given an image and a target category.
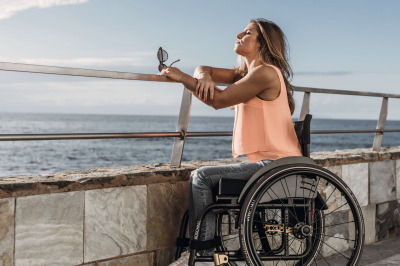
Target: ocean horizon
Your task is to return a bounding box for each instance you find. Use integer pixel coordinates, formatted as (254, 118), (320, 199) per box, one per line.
(1, 112), (399, 177)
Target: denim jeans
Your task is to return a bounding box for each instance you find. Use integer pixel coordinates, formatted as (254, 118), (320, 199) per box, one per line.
(188, 159), (273, 255)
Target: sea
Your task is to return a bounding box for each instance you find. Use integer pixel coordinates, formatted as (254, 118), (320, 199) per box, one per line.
(1, 113), (399, 177)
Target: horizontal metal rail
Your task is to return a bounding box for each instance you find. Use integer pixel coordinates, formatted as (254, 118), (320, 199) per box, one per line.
(1, 129), (400, 141)
(1, 61), (399, 99)
(293, 86), (400, 99)
(0, 61), (177, 83)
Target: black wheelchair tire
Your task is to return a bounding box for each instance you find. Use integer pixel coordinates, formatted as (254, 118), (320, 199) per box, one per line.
(239, 163), (365, 266)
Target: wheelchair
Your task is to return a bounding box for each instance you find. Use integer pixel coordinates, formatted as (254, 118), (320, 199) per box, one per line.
(175, 114), (365, 266)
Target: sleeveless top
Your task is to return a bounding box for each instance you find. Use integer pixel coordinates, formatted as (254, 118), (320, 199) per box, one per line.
(232, 64), (303, 162)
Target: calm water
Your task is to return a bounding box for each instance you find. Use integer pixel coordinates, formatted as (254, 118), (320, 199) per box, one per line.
(0, 113), (399, 177)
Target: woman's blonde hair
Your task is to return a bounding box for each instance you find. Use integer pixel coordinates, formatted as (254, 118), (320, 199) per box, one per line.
(233, 18), (295, 114)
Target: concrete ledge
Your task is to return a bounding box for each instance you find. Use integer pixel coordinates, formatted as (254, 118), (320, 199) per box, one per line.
(0, 146), (399, 266)
(1, 146), (399, 199)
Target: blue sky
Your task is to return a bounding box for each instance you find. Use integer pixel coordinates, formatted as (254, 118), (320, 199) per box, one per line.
(0, 0), (399, 119)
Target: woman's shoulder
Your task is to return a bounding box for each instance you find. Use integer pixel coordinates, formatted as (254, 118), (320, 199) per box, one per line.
(249, 64), (281, 84)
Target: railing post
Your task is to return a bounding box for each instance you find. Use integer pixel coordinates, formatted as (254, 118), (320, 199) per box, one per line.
(299, 92), (311, 121)
(170, 86), (192, 167)
(372, 97), (388, 151)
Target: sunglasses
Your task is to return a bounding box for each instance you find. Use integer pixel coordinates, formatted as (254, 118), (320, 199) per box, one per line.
(157, 47), (180, 72)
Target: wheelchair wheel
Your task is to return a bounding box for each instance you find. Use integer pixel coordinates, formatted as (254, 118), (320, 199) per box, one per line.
(239, 163), (365, 266)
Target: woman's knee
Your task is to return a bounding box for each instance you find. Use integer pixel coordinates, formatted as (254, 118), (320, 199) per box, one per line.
(190, 167), (209, 187)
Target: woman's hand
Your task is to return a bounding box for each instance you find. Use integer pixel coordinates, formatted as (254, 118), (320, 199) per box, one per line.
(196, 73), (222, 101)
(158, 66), (186, 82)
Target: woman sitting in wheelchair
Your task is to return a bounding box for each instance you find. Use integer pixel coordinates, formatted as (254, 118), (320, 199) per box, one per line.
(159, 18), (364, 266)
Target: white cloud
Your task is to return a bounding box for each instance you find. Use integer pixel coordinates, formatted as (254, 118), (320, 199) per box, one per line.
(0, 52), (155, 67)
(0, 0), (90, 20)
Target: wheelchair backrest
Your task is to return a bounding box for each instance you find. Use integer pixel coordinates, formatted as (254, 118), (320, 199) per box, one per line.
(293, 114), (312, 157)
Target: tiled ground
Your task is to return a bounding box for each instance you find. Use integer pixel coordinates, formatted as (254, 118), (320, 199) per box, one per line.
(313, 236), (400, 266)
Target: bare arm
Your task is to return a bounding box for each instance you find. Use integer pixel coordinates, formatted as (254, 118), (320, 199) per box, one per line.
(181, 65), (277, 110)
(194, 66), (236, 85)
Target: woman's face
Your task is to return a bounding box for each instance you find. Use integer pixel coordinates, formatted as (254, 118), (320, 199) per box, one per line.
(234, 22), (260, 57)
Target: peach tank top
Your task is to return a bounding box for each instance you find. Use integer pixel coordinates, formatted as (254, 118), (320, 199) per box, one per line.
(232, 64), (302, 162)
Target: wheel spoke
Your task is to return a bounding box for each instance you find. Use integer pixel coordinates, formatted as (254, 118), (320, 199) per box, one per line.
(266, 189), (299, 226)
(321, 239), (351, 260)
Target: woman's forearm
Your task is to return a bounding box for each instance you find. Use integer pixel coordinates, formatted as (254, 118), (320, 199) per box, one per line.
(180, 73), (220, 109)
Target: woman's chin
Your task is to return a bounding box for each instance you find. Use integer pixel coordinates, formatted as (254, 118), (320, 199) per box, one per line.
(234, 47), (243, 55)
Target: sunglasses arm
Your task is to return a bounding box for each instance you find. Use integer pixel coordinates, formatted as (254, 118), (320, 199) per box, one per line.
(169, 59), (180, 67)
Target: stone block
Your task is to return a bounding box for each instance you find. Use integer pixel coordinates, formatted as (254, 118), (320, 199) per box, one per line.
(324, 165), (342, 178)
(84, 185), (147, 262)
(15, 191), (84, 266)
(85, 252), (154, 266)
(147, 181), (188, 250)
(342, 163), (369, 209)
(370, 161), (396, 204)
(321, 210), (349, 258)
(396, 160), (400, 199)
(0, 198), (14, 266)
(155, 247), (176, 266)
(376, 200), (400, 242)
(350, 205), (376, 246)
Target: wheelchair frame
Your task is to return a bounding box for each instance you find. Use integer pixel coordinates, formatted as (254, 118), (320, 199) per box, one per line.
(175, 114), (365, 266)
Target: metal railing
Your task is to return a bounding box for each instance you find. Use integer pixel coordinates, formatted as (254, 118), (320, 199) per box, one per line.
(0, 61), (399, 168)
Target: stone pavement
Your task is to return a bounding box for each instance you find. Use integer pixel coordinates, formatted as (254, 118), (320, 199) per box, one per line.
(366, 254), (400, 266)
(318, 235), (400, 266)
(361, 236), (400, 265)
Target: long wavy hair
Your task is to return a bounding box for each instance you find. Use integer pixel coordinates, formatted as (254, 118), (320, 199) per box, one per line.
(234, 18), (295, 114)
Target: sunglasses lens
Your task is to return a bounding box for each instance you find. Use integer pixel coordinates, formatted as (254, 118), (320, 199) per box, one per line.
(157, 49), (168, 62)
(158, 64), (166, 72)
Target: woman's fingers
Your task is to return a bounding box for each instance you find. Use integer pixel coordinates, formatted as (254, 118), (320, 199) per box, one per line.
(204, 85), (209, 102)
(210, 85), (214, 100)
(195, 81), (200, 95)
(199, 83), (204, 100)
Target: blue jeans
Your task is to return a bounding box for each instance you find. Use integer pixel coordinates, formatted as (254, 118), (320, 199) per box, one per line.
(188, 159), (273, 255)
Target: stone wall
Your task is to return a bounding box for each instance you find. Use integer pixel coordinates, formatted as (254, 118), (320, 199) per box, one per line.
(0, 147), (399, 266)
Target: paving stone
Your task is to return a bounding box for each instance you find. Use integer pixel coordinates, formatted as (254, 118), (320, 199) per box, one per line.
(315, 235), (400, 266)
(84, 186), (147, 262)
(365, 253), (400, 265)
(147, 181), (188, 250)
(0, 198), (14, 266)
(15, 191), (84, 266)
(342, 163), (369, 209)
(370, 161), (396, 204)
(376, 200), (400, 242)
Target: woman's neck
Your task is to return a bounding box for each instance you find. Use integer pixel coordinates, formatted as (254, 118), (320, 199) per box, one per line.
(244, 55), (262, 72)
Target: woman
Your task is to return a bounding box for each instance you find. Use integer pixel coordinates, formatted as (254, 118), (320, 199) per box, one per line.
(159, 18), (302, 266)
